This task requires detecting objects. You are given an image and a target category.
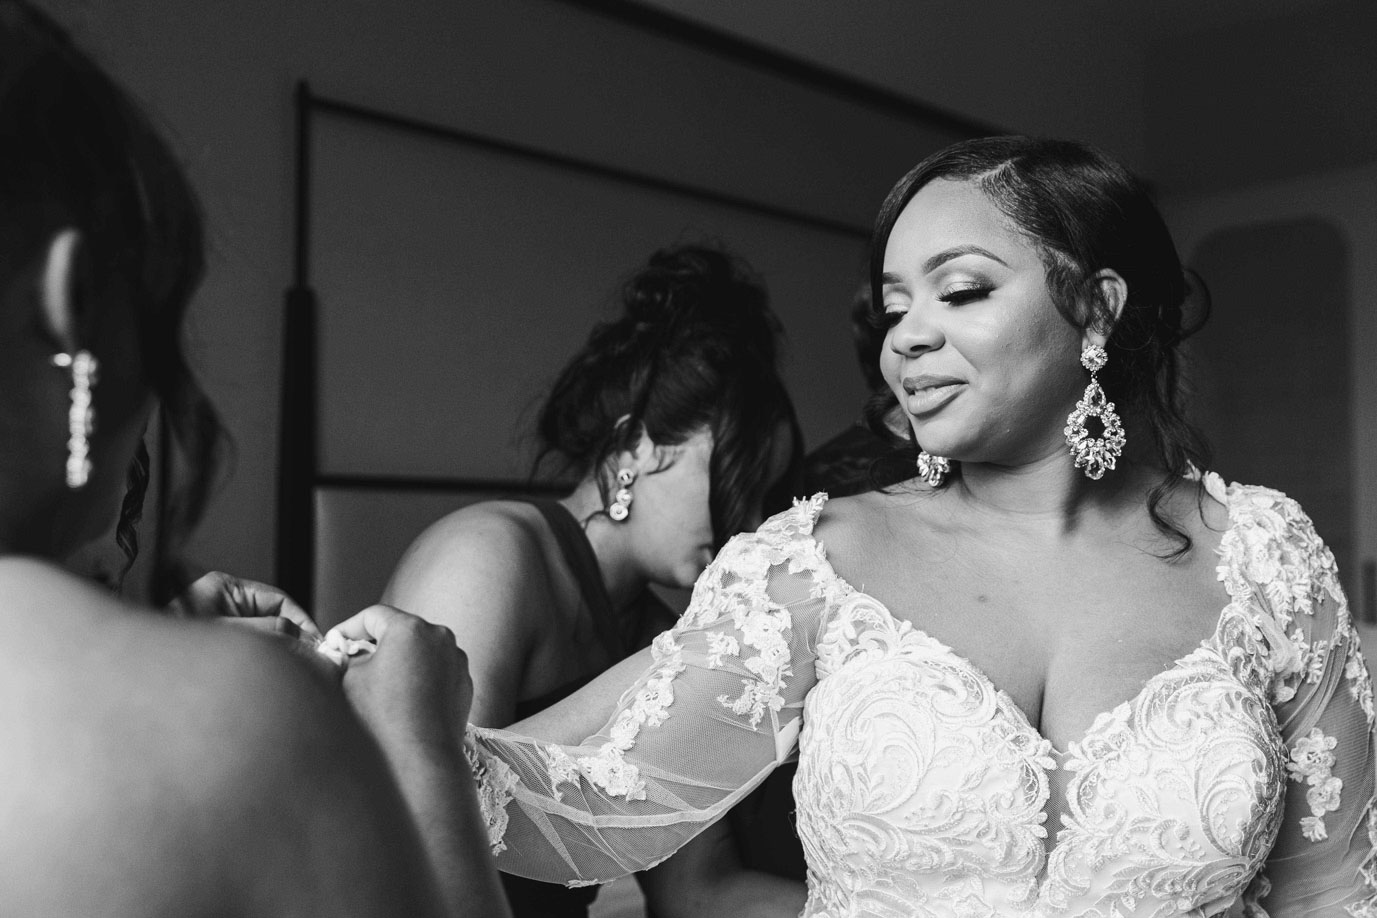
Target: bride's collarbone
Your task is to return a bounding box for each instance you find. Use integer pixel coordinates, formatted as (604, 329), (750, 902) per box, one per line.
(831, 532), (1229, 743)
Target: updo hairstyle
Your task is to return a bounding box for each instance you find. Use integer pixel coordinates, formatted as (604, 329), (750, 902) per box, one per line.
(535, 245), (801, 546)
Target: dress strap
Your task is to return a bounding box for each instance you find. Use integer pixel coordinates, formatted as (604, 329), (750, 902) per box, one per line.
(525, 499), (627, 659)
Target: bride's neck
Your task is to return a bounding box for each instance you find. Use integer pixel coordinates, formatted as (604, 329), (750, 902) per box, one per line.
(953, 448), (1138, 533)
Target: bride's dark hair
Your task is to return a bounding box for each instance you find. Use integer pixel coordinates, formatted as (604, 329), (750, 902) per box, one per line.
(865, 135), (1211, 557)
(1, 0), (225, 601)
(534, 244), (802, 546)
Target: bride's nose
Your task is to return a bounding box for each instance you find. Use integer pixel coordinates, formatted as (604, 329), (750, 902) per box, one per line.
(888, 306), (945, 356)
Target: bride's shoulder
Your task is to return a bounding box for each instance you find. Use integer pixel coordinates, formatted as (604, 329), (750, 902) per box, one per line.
(1186, 471), (1323, 541)
(813, 485), (934, 552)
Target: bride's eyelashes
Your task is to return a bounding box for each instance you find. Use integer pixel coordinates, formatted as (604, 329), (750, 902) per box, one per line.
(937, 282), (994, 305)
(877, 283), (995, 327)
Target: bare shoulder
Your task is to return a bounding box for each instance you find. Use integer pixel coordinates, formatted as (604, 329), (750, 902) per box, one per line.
(0, 560), (437, 918)
(388, 500), (553, 594)
(814, 485), (944, 572)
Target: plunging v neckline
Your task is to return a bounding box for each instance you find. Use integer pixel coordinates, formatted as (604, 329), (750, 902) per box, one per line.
(809, 485), (1243, 759)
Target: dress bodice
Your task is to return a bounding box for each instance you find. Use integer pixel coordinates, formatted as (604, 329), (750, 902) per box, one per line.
(468, 477), (1377, 917)
(797, 583), (1283, 917)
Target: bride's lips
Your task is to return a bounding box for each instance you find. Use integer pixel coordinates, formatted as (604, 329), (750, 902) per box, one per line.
(900, 374), (965, 414)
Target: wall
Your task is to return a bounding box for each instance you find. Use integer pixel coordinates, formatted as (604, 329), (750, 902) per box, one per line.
(1147, 0), (1377, 193)
(39, 0), (1373, 602)
(633, 0), (1150, 170)
(34, 0), (972, 589)
(1164, 163), (1377, 616)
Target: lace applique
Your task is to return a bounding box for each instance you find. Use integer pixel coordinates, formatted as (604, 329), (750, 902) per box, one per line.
(716, 605), (792, 727)
(1288, 727), (1343, 841)
(685, 497), (832, 729)
(542, 744), (580, 801)
(1346, 626), (1376, 721)
(464, 729), (520, 854)
(802, 594), (1054, 915)
(1047, 651), (1285, 914)
(704, 631), (739, 667)
(1355, 801), (1377, 917)
(572, 633), (686, 800)
(1298, 632), (1332, 684)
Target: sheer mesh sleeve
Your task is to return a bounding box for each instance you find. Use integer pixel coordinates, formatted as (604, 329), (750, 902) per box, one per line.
(464, 497), (840, 887)
(1228, 487), (1377, 915)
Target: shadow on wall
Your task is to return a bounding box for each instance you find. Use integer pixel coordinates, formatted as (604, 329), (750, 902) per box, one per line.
(1184, 217), (1354, 596)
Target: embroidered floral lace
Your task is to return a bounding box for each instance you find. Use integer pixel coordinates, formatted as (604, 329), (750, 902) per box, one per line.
(468, 479), (1377, 916)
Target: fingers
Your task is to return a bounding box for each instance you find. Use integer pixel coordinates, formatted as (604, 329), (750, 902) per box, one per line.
(172, 571), (321, 637)
(167, 570), (226, 617)
(327, 605), (464, 677)
(236, 579), (320, 638)
(327, 603), (414, 644)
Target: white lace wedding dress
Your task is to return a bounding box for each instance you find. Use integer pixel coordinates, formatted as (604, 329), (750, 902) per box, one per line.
(467, 477), (1377, 916)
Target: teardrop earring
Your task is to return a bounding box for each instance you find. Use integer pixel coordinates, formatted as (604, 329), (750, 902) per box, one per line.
(1063, 343), (1126, 480)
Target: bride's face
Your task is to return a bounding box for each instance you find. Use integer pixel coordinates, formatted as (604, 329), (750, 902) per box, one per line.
(878, 179), (1086, 466)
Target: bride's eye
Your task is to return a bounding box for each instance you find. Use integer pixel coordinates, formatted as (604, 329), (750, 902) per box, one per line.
(938, 283), (992, 305)
(876, 307), (906, 328)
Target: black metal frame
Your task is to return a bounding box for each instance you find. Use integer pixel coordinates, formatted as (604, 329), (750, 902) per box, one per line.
(275, 1), (993, 604)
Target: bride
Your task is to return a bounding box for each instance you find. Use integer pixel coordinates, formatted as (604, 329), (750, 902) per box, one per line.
(344, 136), (1377, 914)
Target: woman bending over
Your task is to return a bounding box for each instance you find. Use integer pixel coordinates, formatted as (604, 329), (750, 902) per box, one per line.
(383, 244), (806, 918)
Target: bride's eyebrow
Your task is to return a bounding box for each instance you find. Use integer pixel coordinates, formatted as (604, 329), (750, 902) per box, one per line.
(922, 245), (1008, 274)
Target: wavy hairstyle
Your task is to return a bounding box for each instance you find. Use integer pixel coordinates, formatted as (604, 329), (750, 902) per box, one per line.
(864, 136), (1211, 556)
(1, 1), (225, 600)
(534, 245), (802, 547)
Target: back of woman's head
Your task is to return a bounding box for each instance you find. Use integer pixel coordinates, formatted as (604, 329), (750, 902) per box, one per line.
(1, 1), (222, 599)
(536, 244), (800, 546)
(867, 136), (1211, 552)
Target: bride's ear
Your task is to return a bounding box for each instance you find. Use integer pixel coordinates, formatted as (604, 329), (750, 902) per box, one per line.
(1082, 268), (1127, 349)
(37, 228), (83, 353)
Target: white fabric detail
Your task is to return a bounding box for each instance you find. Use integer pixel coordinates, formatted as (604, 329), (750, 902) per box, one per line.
(465, 483), (1377, 915)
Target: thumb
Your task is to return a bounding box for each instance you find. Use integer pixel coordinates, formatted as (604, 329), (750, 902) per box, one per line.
(326, 603), (410, 645)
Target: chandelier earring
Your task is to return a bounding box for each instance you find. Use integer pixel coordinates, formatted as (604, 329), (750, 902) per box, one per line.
(1063, 343), (1125, 480)
(608, 467), (635, 521)
(52, 349), (99, 489)
(916, 451), (949, 488)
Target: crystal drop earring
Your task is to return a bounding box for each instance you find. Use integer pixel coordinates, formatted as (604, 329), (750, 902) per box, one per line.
(1063, 343), (1126, 480)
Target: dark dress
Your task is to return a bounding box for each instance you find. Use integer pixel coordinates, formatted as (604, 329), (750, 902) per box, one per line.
(498, 499), (639, 918)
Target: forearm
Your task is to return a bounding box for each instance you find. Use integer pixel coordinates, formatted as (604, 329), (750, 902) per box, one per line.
(388, 742), (513, 918)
